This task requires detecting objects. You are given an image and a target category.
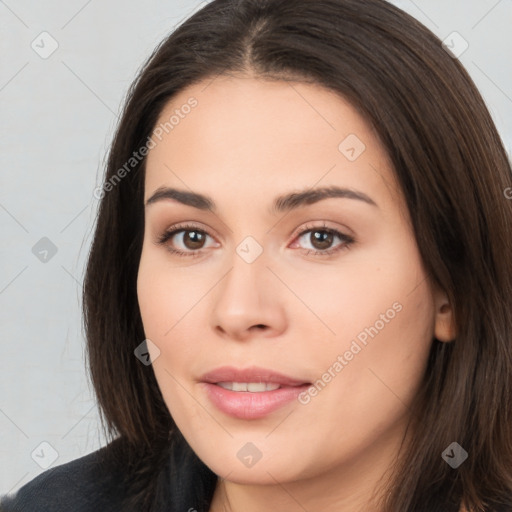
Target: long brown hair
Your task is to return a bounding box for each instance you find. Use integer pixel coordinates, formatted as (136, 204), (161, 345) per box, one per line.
(83, 0), (512, 510)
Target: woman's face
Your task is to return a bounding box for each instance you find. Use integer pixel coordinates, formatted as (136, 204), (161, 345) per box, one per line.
(137, 76), (453, 490)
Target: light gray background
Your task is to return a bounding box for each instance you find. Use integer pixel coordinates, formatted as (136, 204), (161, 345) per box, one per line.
(1, 0), (511, 496)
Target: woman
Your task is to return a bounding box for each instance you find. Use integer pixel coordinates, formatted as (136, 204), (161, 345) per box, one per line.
(2, 0), (511, 510)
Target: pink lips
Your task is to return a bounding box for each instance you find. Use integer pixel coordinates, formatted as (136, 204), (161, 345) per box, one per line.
(200, 366), (311, 420)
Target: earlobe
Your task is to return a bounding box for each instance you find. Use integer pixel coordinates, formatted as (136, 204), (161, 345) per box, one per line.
(433, 288), (456, 342)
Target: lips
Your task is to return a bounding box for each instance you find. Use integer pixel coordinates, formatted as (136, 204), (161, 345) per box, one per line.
(199, 366), (312, 420)
(199, 365), (310, 387)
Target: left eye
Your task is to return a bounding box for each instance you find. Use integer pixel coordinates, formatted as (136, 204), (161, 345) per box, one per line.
(290, 227), (354, 255)
(295, 227), (351, 252)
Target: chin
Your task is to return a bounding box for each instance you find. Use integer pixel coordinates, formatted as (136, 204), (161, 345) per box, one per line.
(191, 439), (316, 485)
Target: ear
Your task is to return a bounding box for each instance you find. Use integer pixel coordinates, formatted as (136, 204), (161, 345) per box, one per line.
(433, 285), (456, 342)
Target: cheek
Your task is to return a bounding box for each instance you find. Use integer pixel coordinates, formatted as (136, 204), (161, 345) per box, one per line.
(136, 259), (197, 416)
(136, 251), (202, 340)
(292, 246), (435, 405)
(309, 282), (435, 428)
(136, 252), (213, 397)
(137, 265), (169, 340)
(278, 250), (424, 346)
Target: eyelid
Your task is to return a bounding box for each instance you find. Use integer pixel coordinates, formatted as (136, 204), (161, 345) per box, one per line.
(289, 220), (353, 241)
(155, 221), (219, 246)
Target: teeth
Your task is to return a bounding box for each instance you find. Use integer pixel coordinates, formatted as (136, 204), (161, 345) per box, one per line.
(233, 382), (249, 392)
(217, 382), (281, 392)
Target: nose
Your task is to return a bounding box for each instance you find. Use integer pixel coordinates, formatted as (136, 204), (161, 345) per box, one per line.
(210, 246), (287, 341)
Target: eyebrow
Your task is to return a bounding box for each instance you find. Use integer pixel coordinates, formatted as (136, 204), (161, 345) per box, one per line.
(144, 185), (378, 213)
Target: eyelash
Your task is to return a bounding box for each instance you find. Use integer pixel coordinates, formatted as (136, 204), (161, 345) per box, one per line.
(156, 222), (355, 259)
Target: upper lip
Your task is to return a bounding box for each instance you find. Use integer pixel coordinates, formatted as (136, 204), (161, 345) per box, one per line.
(200, 366), (310, 387)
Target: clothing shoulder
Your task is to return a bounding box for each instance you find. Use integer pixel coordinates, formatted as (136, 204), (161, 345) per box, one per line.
(0, 432), (217, 512)
(0, 440), (128, 512)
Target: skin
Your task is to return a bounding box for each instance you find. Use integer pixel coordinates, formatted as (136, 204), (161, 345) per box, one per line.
(136, 75), (456, 512)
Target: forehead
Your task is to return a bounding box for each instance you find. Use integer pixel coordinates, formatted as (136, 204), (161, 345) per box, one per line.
(144, 76), (404, 214)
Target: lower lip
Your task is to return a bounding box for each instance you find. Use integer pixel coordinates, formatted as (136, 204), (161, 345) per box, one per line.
(202, 382), (311, 420)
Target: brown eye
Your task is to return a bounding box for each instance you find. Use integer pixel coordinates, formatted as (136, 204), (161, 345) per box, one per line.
(293, 225), (355, 257)
(308, 230), (334, 250)
(156, 224), (216, 257)
(180, 230), (207, 250)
